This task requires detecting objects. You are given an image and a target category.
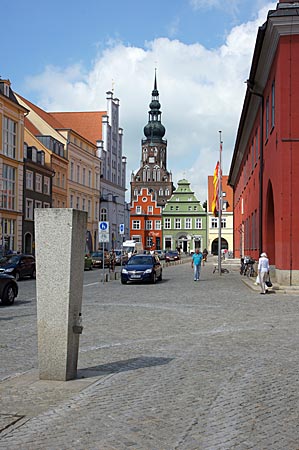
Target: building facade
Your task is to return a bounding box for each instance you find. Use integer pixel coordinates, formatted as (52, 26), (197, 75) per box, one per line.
(130, 72), (174, 208)
(50, 91), (128, 250)
(130, 188), (162, 250)
(0, 79), (27, 254)
(23, 143), (53, 254)
(207, 175), (233, 255)
(228, 0), (299, 285)
(162, 179), (207, 253)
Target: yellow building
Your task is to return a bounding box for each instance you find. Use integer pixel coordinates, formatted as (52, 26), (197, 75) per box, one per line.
(0, 79), (27, 253)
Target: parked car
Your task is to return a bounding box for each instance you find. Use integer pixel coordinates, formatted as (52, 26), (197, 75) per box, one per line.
(121, 254), (162, 284)
(0, 273), (18, 306)
(90, 251), (109, 268)
(114, 249), (128, 266)
(0, 254), (36, 281)
(165, 250), (180, 262)
(84, 254), (93, 270)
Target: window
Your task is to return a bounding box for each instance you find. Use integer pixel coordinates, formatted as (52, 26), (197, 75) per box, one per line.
(44, 177), (50, 195)
(100, 208), (107, 221)
(132, 220), (141, 230)
(164, 218), (171, 229)
(26, 199), (34, 220)
(76, 197), (80, 209)
(36, 174), (42, 193)
(176, 206), (179, 211)
(271, 80), (275, 129)
(70, 195), (73, 208)
(3, 116), (17, 158)
(83, 168), (86, 185)
(148, 206), (153, 214)
(221, 218), (227, 228)
(146, 220), (152, 230)
(77, 165), (80, 183)
(136, 206), (141, 214)
(266, 96), (269, 139)
(195, 218), (202, 229)
(2, 164), (16, 210)
(88, 170), (92, 187)
(175, 218), (181, 229)
(62, 174), (65, 188)
(70, 162), (74, 180)
(185, 218), (191, 229)
(35, 200), (42, 209)
(43, 202), (50, 208)
(88, 200), (91, 218)
(211, 218), (218, 228)
(155, 220), (161, 230)
(82, 198), (86, 211)
(26, 171), (34, 190)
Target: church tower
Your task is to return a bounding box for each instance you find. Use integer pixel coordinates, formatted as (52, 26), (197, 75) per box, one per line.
(130, 71), (174, 207)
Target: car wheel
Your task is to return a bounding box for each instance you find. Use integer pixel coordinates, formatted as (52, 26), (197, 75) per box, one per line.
(121, 279), (127, 285)
(15, 272), (20, 281)
(2, 284), (16, 305)
(31, 269), (36, 279)
(158, 270), (162, 281)
(151, 273), (157, 284)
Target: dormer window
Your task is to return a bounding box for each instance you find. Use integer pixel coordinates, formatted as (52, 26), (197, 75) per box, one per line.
(4, 83), (10, 97)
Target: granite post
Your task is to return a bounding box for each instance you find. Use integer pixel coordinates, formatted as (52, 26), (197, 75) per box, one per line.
(34, 209), (87, 381)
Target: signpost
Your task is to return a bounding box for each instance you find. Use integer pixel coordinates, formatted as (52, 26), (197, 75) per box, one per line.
(99, 221), (109, 282)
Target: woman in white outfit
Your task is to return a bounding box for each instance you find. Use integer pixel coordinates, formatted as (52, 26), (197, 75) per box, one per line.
(258, 252), (270, 295)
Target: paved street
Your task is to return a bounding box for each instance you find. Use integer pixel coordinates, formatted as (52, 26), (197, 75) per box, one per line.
(1, 258), (299, 449)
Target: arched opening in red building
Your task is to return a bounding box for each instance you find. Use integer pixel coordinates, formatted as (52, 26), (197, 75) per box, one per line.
(264, 181), (275, 265)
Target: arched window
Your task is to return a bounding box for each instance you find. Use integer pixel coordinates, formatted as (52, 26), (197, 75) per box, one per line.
(100, 208), (107, 221)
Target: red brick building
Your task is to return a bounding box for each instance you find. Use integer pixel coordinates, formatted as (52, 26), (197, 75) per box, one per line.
(229, 0), (299, 285)
(130, 188), (162, 251)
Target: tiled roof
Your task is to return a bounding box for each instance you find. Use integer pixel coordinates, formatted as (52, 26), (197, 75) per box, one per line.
(16, 94), (65, 129)
(24, 117), (41, 136)
(50, 111), (106, 145)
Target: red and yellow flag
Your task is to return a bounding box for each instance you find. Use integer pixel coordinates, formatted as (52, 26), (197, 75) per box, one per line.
(211, 161), (219, 217)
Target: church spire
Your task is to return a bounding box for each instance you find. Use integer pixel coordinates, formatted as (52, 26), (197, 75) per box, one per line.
(143, 70), (166, 142)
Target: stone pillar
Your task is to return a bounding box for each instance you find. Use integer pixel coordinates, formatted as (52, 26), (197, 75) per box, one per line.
(34, 209), (87, 381)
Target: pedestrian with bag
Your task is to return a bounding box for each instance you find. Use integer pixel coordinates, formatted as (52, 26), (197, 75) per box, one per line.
(191, 248), (203, 281)
(258, 252), (270, 295)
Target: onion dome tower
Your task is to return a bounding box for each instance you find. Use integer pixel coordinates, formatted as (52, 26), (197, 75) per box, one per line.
(130, 70), (174, 207)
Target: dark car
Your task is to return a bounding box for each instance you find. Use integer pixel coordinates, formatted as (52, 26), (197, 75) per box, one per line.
(0, 273), (18, 305)
(121, 254), (162, 284)
(0, 254), (36, 281)
(165, 250), (180, 262)
(90, 251), (109, 268)
(114, 249), (128, 266)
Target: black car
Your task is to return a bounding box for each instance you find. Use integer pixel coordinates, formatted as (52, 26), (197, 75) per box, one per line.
(0, 254), (36, 281)
(121, 254), (162, 284)
(165, 250), (180, 262)
(0, 274), (18, 305)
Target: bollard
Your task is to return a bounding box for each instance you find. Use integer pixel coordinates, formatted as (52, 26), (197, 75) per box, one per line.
(35, 209), (87, 381)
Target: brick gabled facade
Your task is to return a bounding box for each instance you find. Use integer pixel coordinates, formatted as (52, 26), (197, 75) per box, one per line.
(130, 188), (162, 251)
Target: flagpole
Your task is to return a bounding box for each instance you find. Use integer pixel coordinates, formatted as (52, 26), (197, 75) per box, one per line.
(218, 131), (223, 275)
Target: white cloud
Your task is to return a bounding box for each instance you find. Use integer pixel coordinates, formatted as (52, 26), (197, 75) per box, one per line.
(25, 3), (275, 203)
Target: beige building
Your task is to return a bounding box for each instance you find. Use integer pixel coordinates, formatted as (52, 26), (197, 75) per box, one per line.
(0, 79), (27, 253)
(207, 175), (234, 255)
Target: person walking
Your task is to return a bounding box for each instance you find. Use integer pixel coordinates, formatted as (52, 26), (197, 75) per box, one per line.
(191, 248), (203, 281)
(258, 252), (270, 294)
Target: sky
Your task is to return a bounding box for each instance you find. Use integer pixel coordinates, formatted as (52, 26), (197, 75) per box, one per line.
(2, 0), (277, 202)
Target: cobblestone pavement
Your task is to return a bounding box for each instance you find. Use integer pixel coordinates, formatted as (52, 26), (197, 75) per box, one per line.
(1, 258), (299, 449)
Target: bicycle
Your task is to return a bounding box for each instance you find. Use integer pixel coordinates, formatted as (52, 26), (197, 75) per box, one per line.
(213, 265), (229, 274)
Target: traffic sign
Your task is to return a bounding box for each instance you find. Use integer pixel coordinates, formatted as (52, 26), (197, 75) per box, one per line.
(99, 221), (109, 232)
(99, 233), (109, 243)
(119, 223), (125, 235)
